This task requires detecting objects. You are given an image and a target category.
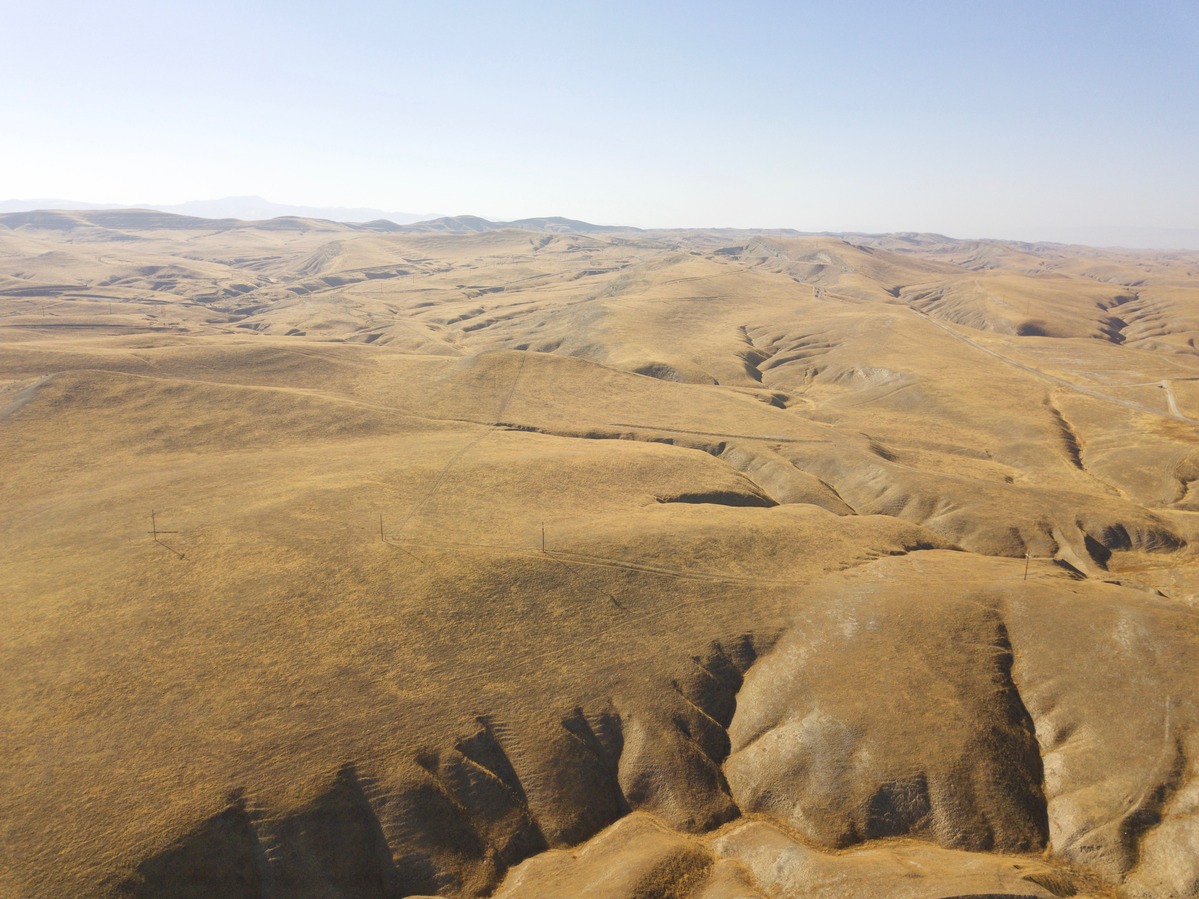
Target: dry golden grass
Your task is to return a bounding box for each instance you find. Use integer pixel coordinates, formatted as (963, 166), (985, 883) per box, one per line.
(1, 210), (1197, 898)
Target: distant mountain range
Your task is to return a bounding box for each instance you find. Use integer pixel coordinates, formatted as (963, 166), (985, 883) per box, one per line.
(1020, 226), (1199, 252)
(0, 207), (644, 237)
(0, 198), (1196, 249)
(0, 196), (437, 225)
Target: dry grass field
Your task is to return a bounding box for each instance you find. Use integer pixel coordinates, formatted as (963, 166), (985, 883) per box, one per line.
(2, 209), (1198, 898)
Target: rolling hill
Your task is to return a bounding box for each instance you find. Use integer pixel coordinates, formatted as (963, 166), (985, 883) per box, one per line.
(2, 209), (1198, 898)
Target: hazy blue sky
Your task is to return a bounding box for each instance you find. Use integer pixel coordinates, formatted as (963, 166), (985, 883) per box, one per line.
(4, 0), (1197, 239)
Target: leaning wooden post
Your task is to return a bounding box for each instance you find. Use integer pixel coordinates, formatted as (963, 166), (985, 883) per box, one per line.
(1024, 553), (1031, 581)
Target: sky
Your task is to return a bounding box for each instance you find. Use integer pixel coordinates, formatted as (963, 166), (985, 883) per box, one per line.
(3, 0), (1198, 242)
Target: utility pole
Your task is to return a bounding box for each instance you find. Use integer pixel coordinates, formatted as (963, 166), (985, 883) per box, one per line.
(149, 510), (184, 559)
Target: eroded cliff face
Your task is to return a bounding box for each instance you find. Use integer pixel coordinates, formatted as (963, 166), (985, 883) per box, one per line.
(112, 555), (1197, 899)
(2, 217), (1198, 897)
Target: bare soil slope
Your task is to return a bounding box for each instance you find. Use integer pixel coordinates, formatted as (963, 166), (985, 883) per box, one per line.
(2, 211), (1198, 898)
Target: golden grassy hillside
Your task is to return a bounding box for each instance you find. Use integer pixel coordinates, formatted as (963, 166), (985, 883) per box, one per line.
(2, 210), (1198, 898)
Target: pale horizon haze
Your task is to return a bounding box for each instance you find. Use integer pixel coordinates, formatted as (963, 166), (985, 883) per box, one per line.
(3, 0), (1197, 244)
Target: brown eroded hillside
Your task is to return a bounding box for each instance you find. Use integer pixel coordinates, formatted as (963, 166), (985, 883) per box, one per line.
(2, 210), (1198, 898)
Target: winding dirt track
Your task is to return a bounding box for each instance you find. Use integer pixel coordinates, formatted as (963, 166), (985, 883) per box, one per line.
(911, 305), (1198, 424)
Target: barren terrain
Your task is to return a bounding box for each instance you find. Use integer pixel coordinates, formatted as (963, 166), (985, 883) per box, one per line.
(2, 209), (1198, 898)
